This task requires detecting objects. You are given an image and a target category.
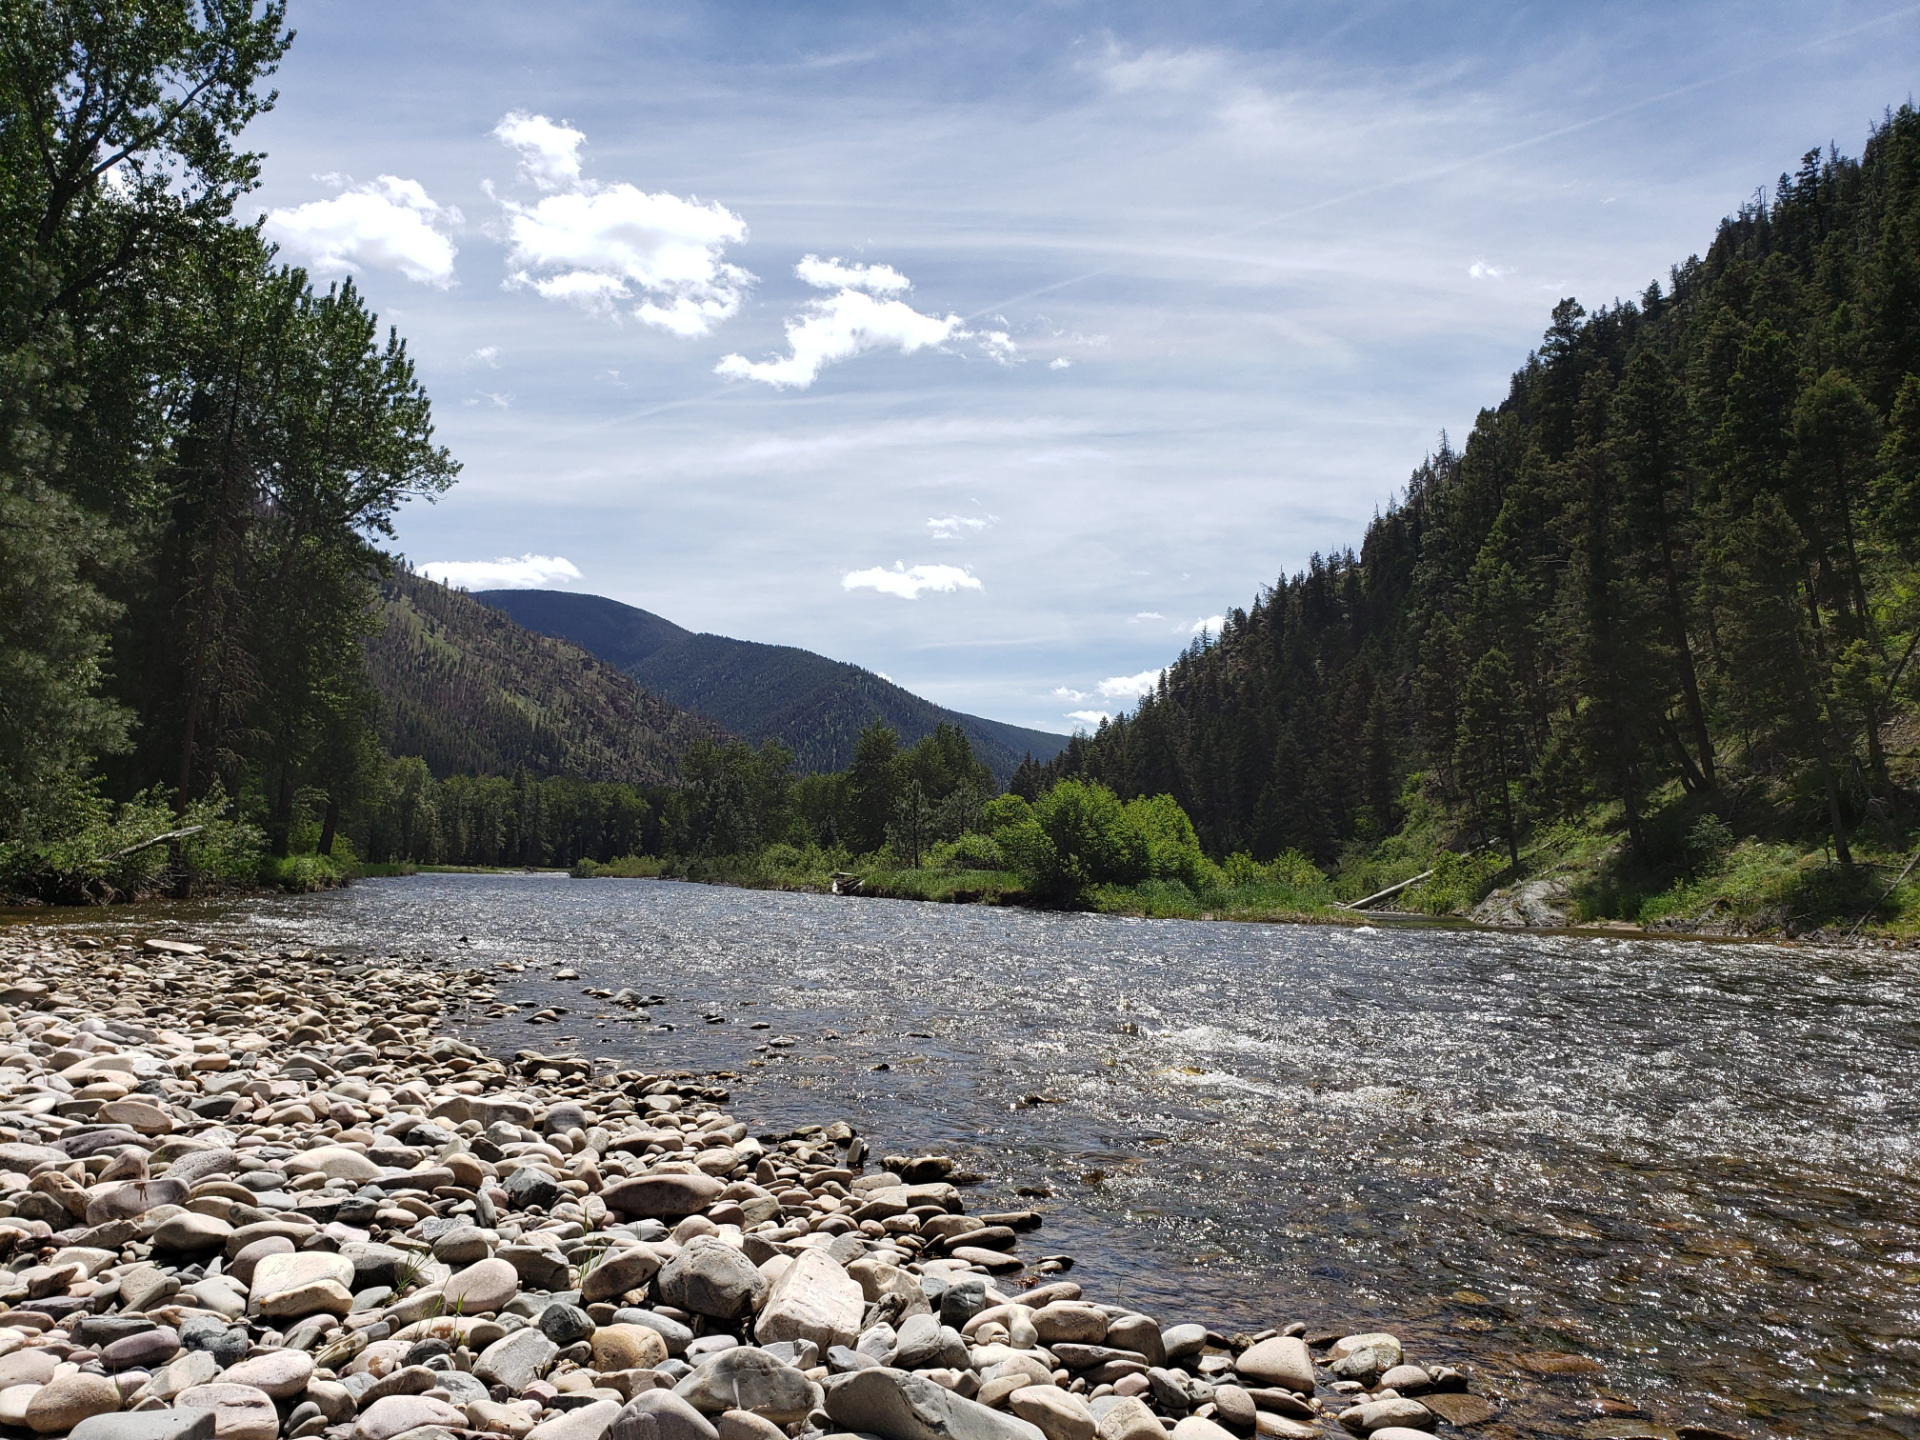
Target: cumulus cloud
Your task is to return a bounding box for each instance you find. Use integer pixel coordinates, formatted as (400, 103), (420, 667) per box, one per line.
(718, 288), (962, 388)
(264, 176), (461, 286)
(418, 553), (582, 590)
(501, 185), (753, 336)
(1191, 614), (1225, 636)
(1097, 668), (1164, 699)
(1468, 259), (1510, 280)
(1049, 357), (1072, 370)
(493, 112), (753, 337)
(841, 562), (983, 600)
(927, 514), (997, 540)
(1065, 710), (1111, 729)
(493, 110), (586, 190)
(1052, 686), (1088, 701)
(471, 345), (500, 366)
(795, 254), (910, 293)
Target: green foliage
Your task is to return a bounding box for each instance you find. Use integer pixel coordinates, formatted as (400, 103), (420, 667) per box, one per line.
(927, 832), (1003, 871)
(1032, 113), (1920, 895)
(371, 573), (719, 789)
(0, 778), (266, 903)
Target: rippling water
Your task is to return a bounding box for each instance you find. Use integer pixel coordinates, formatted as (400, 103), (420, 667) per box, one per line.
(23, 875), (1920, 1438)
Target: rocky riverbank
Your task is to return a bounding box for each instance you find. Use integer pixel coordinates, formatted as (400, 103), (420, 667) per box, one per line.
(0, 925), (1499, 1440)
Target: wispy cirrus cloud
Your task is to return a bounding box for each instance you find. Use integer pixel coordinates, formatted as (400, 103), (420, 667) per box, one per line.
(842, 562), (983, 599)
(264, 175), (461, 285)
(418, 553), (581, 590)
(927, 513), (998, 540)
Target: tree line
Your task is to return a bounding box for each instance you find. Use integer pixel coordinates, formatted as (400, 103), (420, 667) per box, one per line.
(1, 2), (456, 892)
(1038, 113), (1920, 885)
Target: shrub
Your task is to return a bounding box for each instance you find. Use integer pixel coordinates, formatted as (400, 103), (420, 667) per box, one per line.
(0, 778), (265, 903)
(1127, 793), (1208, 888)
(981, 793), (1033, 831)
(927, 832), (1004, 871)
(1035, 779), (1148, 888)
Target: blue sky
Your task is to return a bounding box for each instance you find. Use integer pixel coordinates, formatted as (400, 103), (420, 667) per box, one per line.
(249, 0), (1919, 734)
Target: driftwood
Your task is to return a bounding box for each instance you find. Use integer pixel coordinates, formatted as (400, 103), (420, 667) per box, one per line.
(830, 871), (864, 895)
(1845, 843), (1920, 941)
(1338, 868), (1435, 911)
(104, 825), (205, 863)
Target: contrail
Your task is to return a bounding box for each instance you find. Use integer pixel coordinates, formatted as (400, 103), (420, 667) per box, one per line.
(964, 1), (1920, 321)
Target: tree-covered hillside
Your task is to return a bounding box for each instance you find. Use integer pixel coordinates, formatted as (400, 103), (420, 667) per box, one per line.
(370, 574), (722, 786)
(1047, 113), (1920, 893)
(476, 588), (1069, 780)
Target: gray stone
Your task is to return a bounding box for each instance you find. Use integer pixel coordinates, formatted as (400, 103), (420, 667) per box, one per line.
(501, 1244), (572, 1292)
(173, 1384), (279, 1440)
(1333, 1399), (1431, 1435)
(754, 1249), (862, 1354)
(938, 1279), (988, 1330)
(601, 1175), (725, 1220)
(1326, 1335), (1402, 1387)
(538, 1303), (597, 1346)
(890, 1315), (967, 1373)
(1159, 1326), (1206, 1363)
(1233, 1338), (1313, 1395)
(657, 1238), (767, 1319)
(475, 1326), (559, 1391)
(177, 1319), (248, 1368)
(1093, 1397), (1165, 1440)
(218, 1351), (314, 1400)
(1469, 879), (1572, 928)
(611, 1309), (693, 1357)
(503, 1169), (565, 1212)
(352, 1394), (468, 1440)
(69, 1410), (218, 1440)
(527, 1398), (623, 1440)
(606, 1390), (718, 1440)
(1008, 1389), (1095, 1440)
(824, 1368), (1046, 1440)
(580, 1246), (663, 1305)
(101, 1329), (181, 1372)
(675, 1349), (818, 1425)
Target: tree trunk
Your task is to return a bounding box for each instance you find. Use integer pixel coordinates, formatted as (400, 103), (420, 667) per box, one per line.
(270, 770), (294, 858)
(318, 795), (340, 857)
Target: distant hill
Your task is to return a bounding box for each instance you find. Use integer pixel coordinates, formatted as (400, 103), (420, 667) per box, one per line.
(369, 573), (723, 784)
(474, 589), (1069, 780)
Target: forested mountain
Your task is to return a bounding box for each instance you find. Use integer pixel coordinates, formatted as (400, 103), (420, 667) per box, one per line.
(475, 589), (1068, 780)
(1045, 112), (1920, 875)
(369, 574), (722, 786)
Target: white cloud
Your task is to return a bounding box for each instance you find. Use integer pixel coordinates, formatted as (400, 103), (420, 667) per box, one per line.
(1130, 611), (1164, 622)
(1097, 668), (1164, 699)
(418, 553), (582, 590)
(264, 176), (461, 286)
(718, 287), (963, 388)
(795, 254), (911, 293)
(1468, 259), (1510, 280)
(493, 111), (586, 191)
(841, 562), (983, 600)
(1191, 614), (1225, 636)
(976, 330), (1019, 363)
(471, 345), (500, 366)
(927, 514), (997, 540)
(501, 184), (753, 336)
(1052, 686), (1088, 701)
(1065, 710), (1112, 729)
(1049, 357), (1072, 370)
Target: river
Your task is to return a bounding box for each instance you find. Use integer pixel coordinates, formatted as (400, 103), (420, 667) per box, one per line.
(21, 873), (1920, 1439)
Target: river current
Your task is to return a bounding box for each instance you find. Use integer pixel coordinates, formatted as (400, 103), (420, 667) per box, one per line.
(22, 874), (1920, 1438)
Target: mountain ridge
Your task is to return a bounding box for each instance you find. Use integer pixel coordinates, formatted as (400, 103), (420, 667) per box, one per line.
(473, 588), (1067, 781)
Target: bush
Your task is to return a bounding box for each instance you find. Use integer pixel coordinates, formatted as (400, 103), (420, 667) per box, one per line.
(927, 832), (1004, 871)
(0, 778), (266, 903)
(1128, 793), (1208, 888)
(981, 793), (1033, 831)
(1035, 779), (1148, 889)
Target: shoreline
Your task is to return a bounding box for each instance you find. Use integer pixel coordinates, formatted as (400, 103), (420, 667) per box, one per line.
(0, 921), (1514, 1440)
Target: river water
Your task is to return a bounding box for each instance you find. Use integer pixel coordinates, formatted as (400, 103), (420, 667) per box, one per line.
(20, 874), (1920, 1438)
